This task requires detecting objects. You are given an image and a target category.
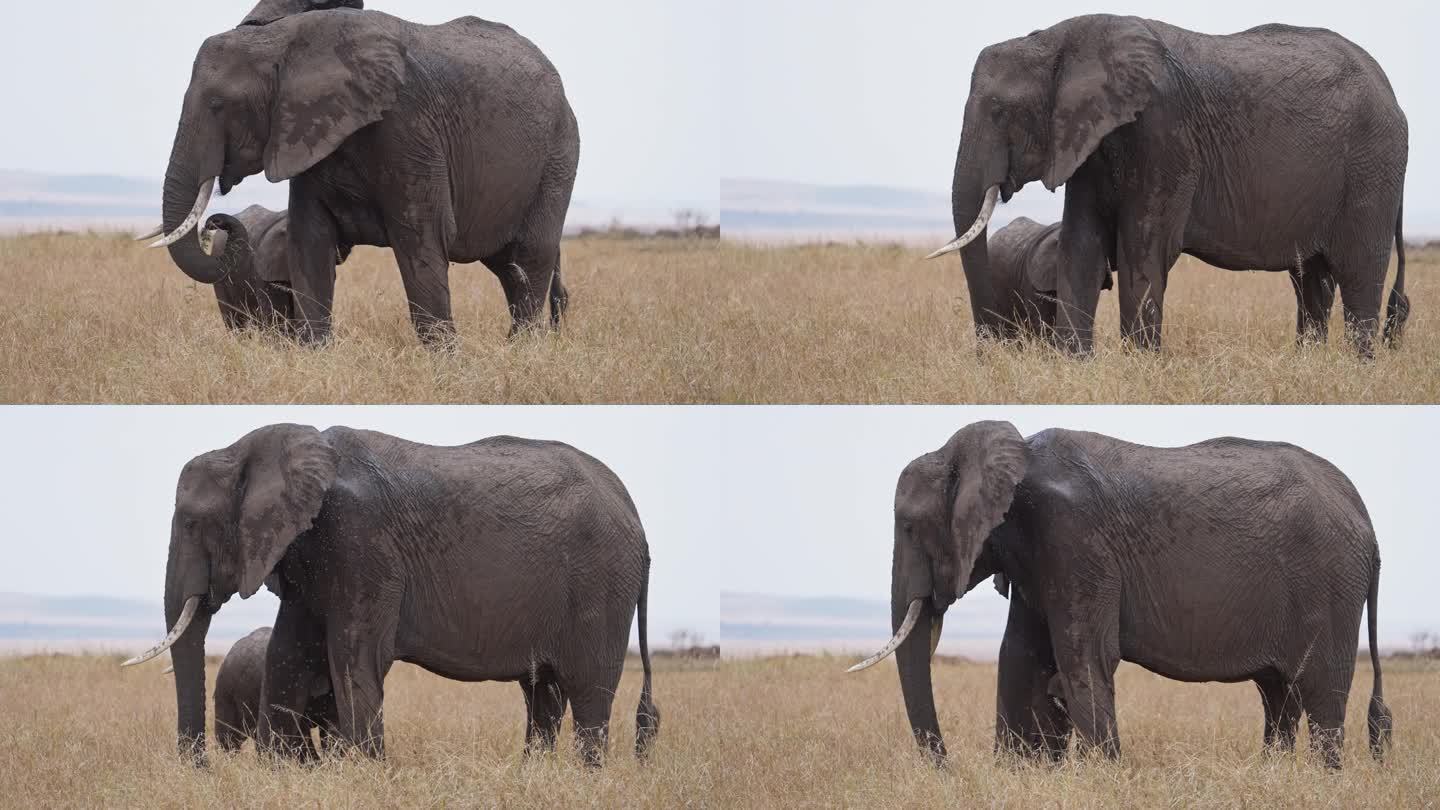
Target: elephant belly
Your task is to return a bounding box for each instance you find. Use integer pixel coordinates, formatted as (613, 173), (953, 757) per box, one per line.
(1116, 570), (1284, 683)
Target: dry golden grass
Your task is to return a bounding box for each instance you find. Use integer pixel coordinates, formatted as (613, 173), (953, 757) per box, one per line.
(0, 654), (721, 808)
(4, 654), (1435, 808)
(723, 655), (1440, 808)
(1, 233), (1436, 403)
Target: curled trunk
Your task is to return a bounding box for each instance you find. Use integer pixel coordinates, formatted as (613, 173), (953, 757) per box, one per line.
(161, 129), (226, 284)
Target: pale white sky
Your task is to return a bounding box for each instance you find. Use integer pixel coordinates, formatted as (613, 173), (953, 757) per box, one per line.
(719, 0), (1440, 233)
(0, 407), (720, 644)
(710, 406), (1437, 646)
(0, 0), (716, 208)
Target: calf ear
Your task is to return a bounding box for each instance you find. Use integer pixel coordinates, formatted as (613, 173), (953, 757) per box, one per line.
(263, 14), (405, 181)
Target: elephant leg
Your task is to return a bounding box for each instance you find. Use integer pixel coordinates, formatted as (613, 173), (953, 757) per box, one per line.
(393, 243), (455, 346)
(1289, 256), (1336, 345)
(1298, 668), (1353, 769)
(326, 616), (396, 758)
(1046, 578), (1122, 758)
(1053, 173), (1112, 355)
(308, 690), (339, 754)
(995, 592), (1069, 762)
(520, 675), (567, 756)
(567, 681), (618, 768)
(213, 695), (245, 752)
(1332, 255), (1387, 361)
(1116, 186), (1189, 351)
(257, 599), (327, 761)
(285, 184), (339, 346)
(1255, 673), (1301, 753)
(485, 241), (556, 338)
(549, 261), (569, 329)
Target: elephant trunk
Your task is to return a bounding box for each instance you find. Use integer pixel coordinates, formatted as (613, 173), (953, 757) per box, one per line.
(894, 595), (945, 763)
(161, 532), (215, 763)
(207, 215), (272, 329)
(931, 130), (1014, 339)
(160, 123), (227, 284)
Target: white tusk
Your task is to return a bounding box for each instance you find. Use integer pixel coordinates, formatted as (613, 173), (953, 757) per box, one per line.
(161, 664), (174, 675)
(134, 225), (165, 242)
(148, 178), (216, 248)
(199, 227), (216, 256)
(924, 185), (1000, 259)
(847, 599), (923, 673)
(121, 596), (199, 667)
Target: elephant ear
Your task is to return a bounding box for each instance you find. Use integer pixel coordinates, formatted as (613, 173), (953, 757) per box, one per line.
(233, 424), (338, 598)
(944, 421), (1028, 595)
(1043, 16), (1165, 191)
(1024, 225), (1061, 294)
(263, 13), (405, 182)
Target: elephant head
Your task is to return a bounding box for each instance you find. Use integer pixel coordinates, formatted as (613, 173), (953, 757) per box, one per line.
(122, 424), (337, 762)
(202, 209), (351, 331)
(148, 9), (403, 284)
(927, 15), (1163, 336)
(241, 0), (362, 26)
(849, 421), (1028, 762)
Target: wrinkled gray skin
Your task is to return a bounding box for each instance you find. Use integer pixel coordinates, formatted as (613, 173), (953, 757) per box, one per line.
(885, 421), (1390, 769)
(213, 627), (337, 752)
(984, 217), (1111, 339)
(204, 206), (351, 332)
(155, 425), (657, 767)
(160, 8), (577, 344)
(944, 15), (1408, 356)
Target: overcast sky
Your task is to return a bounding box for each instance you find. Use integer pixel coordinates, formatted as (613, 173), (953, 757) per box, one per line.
(710, 406), (1437, 646)
(0, 0), (715, 208)
(719, 0), (1439, 231)
(0, 407), (720, 645)
(2, 406), (1434, 647)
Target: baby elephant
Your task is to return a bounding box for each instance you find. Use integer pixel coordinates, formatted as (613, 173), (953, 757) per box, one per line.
(198, 206), (352, 334)
(213, 627), (337, 752)
(984, 217), (1112, 340)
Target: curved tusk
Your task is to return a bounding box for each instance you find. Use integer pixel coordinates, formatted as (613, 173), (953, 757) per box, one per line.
(199, 227), (216, 256)
(161, 664), (174, 675)
(930, 614), (943, 659)
(924, 185), (1000, 259)
(148, 178), (216, 248)
(121, 596), (199, 667)
(134, 225), (165, 242)
(847, 599), (923, 673)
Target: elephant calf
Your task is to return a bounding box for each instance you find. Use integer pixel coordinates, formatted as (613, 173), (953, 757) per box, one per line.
(853, 421), (1391, 769)
(983, 217), (1111, 340)
(213, 627), (337, 752)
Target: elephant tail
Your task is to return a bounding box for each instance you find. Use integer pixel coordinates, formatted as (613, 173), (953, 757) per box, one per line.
(1366, 549), (1392, 760)
(634, 552), (660, 760)
(1383, 202), (1409, 348)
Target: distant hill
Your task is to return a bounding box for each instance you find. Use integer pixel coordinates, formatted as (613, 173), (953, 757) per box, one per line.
(722, 177), (1440, 245)
(0, 592), (280, 655)
(0, 170), (712, 235)
(721, 177), (1062, 244)
(721, 591), (1008, 660)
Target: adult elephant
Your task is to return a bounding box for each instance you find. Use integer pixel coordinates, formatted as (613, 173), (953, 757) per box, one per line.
(926, 15), (1408, 357)
(123, 425), (658, 767)
(982, 217), (1111, 340)
(145, 9), (578, 344)
(850, 421), (1391, 769)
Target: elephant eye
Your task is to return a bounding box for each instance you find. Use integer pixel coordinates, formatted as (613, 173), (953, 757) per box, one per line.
(208, 98), (225, 112)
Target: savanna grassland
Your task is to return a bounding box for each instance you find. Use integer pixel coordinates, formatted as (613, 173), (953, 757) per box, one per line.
(1, 233), (1436, 403)
(3, 653), (1436, 808)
